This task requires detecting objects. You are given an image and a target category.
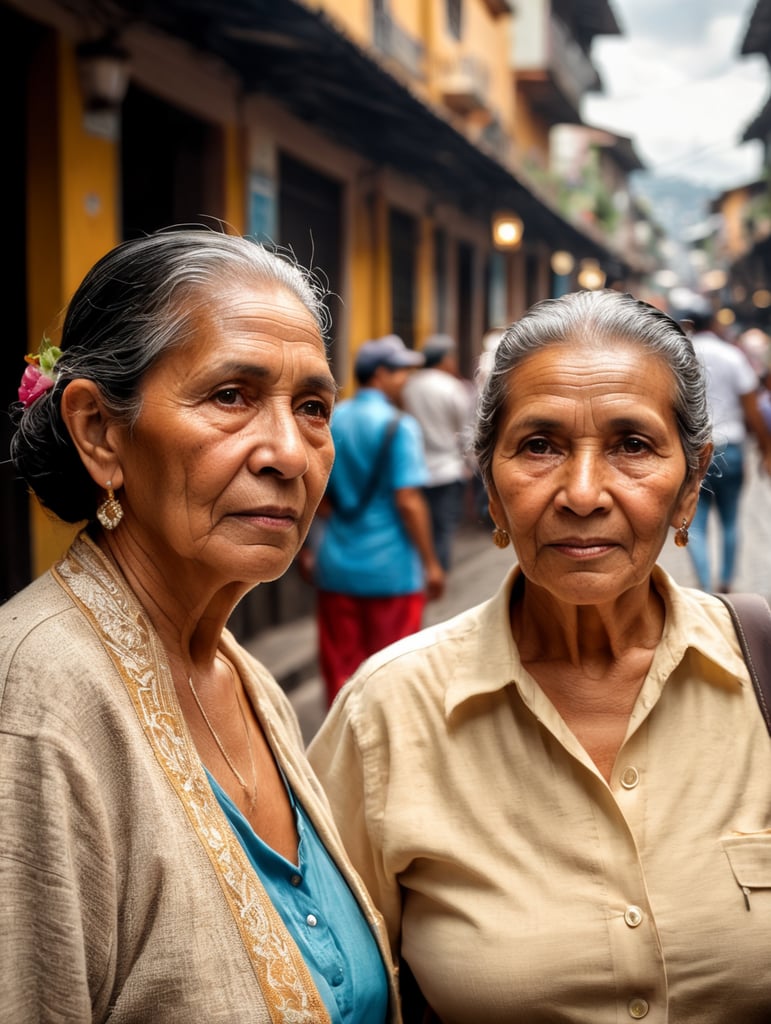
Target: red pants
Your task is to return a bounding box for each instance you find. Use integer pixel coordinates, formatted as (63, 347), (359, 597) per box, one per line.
(317, 590), (426, 706)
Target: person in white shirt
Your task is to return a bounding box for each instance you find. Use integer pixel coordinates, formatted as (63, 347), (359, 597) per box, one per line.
(402, 334), (475, 571)
(685, 307), (771, 592)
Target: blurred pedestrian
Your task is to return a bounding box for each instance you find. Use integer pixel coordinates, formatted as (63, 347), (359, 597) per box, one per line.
(737, 325), (771, 376)
(759, 368), (771, 434)
(684, 305), (771, 592)
(313, 335), (446, 705)
(402, 334), (475, 570)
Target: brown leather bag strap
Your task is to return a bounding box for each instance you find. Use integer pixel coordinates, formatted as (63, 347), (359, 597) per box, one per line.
(714, 592), (771, 735)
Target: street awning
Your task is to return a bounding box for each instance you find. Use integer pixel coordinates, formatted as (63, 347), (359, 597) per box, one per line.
(73, 0), (626, 271)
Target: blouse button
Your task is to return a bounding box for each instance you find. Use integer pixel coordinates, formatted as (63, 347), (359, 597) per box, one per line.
(306, 914), (318, 928)
(624, 905), (643, 928)
(290, 874), (302, 887)
(620, 766), (639, 789)
(628, 997), (649, 1018)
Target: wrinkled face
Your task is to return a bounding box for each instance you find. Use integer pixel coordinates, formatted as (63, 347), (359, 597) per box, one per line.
(110, 283), (336, 588)
(487, 341), (703, 605)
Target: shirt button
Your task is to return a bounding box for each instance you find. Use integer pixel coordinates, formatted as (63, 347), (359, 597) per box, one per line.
(620, 766), (639, 789)
(306, 914), (318, 927)
(628, 997), (649, 1018)
(624, 905), (644, 927)
(290, 874), (302, 887)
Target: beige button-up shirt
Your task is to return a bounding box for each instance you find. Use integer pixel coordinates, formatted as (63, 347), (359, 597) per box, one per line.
(308, 565), (771, 1023)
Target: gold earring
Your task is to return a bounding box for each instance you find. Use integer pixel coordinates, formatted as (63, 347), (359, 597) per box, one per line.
(674, 517), (689, 548)
(492, 527), (510, 549)
(96, 481), (124, 531)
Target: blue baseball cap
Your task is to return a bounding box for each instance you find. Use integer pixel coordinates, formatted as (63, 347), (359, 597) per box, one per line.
(355, 334), (425, 379)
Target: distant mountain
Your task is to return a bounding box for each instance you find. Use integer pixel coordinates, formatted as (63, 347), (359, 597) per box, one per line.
(629, 172), (718, 243)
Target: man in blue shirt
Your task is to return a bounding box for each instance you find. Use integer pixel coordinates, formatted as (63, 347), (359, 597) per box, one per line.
(314, 335), (446, 704)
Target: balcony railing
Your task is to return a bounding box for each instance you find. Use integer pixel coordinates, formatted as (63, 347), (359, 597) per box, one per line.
(438, 55), (490, 115)
(548, 15), (599, 111)
(516, 8), (599, 115)
(373, 9), (425, 79)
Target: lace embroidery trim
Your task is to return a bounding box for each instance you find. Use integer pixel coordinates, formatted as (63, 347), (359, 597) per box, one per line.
(54, 535), (329, 1023)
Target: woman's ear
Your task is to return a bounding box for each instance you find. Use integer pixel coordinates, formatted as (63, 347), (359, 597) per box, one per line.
(60, 380), (124, 489)
(486, 484), (504, 532)
(672, 444), (713, 529)
(697, 443), (715, 480)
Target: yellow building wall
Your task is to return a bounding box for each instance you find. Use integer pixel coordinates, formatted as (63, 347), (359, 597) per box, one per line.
(415, 215), (436, 349)
(27, 35), (121, 576)
(370, 189), (393, 340)
(425, 0), (513, 126)
(59, 49), (121, 296)
(223, 121), (247, 232)
(311, 0), (513, 132)
(346, 186), (378, 395)
(388, 0), (424, 39)
(25, 34), (245, 576)
(314, 0), (425, 52)
(513, 93), (551, 169)
(309, 0), (373, 45)
(721, 187), (752, 260)
(294, 0), (514, 380)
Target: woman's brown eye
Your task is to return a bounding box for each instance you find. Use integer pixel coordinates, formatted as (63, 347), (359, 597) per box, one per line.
(524, 438), (550, 454)
(214, 388), (241, 405)
(300, 400), (331, 421)
(622, 437), (648, 454)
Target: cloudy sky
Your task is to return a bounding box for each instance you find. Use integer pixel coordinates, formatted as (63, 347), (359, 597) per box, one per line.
(582, 0), (769, 189)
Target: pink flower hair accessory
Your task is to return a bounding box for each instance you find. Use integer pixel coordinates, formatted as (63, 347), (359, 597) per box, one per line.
(19, 335), (62, 408)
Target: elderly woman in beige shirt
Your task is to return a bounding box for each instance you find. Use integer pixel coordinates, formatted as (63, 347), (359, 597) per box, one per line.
(308, 289), (771, 1023)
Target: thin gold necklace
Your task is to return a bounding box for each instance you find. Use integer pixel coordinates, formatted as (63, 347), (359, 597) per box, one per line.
(187, 657), (258, 804)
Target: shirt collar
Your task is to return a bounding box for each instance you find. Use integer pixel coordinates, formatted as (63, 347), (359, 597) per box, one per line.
(443, 565), (525, 714)
(443, 564), (749, 716)
(648, 565), (748, 685)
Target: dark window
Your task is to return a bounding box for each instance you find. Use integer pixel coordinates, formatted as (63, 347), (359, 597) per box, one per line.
(446, 0), (462, 39)
(457, 241), (474, 378)
(122, 86), (218, 238)
(278, 153), (343, 361)
(390, 209), (417, 349)
(1, 5), (39, 599)
(525, 251), (540, 308)
(434, 227), (449, 333)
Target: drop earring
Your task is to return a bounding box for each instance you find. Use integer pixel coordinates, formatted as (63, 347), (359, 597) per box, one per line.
(492, 527), (510, 549)
(674, 517), (689, 548)
(96, 481), (124, 531)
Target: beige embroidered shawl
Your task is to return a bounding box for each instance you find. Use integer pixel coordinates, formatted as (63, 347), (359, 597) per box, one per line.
(0, 532), (399, 1023)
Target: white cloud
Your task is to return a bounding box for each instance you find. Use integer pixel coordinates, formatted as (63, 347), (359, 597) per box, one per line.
(582, 0), (769, 188)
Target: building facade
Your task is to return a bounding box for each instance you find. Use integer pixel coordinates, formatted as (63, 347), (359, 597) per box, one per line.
(3, 0), (638, 633)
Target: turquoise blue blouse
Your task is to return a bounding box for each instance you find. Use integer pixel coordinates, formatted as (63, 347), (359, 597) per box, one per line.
(206, 771), (388, 1023)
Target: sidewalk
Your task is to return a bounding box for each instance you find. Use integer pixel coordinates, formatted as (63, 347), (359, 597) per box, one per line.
(245, 455), (771, 744)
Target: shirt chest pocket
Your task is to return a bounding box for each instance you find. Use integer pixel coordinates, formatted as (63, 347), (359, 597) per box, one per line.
(721, 833), (771, 910)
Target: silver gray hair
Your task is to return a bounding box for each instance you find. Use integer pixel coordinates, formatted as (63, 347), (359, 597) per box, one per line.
(473, 289), (712, 486)
(10, 227), (331, 524)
